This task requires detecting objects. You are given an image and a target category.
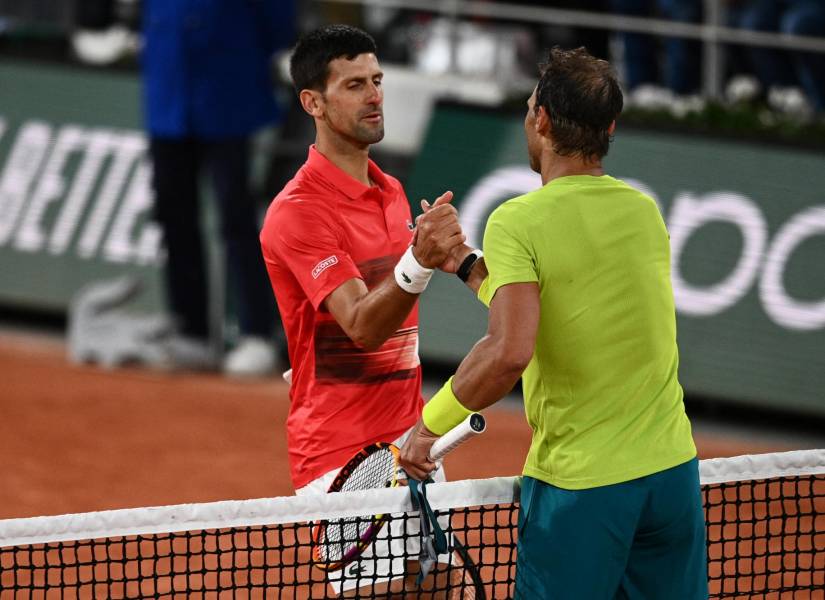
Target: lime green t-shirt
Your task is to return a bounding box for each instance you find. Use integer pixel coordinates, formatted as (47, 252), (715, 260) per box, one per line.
(478, 175), (696, 490)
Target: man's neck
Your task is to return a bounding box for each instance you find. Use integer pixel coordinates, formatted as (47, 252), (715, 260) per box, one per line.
(540, 152), (604, 185)
(315, 135), (371, 186)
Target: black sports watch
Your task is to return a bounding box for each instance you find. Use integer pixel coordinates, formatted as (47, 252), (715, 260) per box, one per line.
(456, 249), (483, 282)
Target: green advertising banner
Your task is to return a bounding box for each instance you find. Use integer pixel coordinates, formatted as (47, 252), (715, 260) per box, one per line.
(407, 103), (825, 416)
(0, 60), (163, 312)
(2, 61), (824, 416)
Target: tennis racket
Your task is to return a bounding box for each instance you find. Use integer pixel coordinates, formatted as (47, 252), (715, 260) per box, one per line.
(311, 413), (486, 571)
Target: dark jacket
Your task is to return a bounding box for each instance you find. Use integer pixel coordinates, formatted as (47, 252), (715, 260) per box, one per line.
(141, 0), (294, 138)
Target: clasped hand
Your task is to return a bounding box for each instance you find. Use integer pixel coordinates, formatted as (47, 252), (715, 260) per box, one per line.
(411, 191), (474, 272)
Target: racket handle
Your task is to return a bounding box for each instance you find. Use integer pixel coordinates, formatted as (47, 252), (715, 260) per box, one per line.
(428, 413), (486, 462)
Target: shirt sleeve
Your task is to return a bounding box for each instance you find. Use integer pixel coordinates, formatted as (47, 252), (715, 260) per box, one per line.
(477, 205), (538, 307)
(264, 201), (362, 310)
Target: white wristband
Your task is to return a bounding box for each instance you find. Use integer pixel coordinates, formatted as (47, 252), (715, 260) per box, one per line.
(394, 246), (434, 294)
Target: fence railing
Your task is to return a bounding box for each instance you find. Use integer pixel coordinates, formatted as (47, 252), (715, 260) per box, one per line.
(0, 0), (74, 29)
(317, 0), (825, 99)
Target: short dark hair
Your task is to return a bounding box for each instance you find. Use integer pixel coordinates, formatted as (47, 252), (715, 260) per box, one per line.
(535, 47), (623, 161)
(289, 25), (377, 93)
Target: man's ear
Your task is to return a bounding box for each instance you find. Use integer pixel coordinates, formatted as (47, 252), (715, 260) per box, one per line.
(536, 106), (551, 136)
(299, 89), (323, 118)
(608, 120), (616, 135)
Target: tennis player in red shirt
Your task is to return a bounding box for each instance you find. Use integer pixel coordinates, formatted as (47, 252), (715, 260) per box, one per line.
(259, 25), (468, 596)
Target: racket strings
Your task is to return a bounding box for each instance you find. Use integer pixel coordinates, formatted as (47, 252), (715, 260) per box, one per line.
(339, 447), (398, 492)
(316, 447), (399, 565)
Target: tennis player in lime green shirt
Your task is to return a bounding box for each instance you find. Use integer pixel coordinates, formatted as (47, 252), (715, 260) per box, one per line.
(401, 47), (707, 599)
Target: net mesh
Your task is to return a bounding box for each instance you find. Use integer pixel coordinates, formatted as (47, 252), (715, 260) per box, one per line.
(0, 511), (514, 598)
(705, 474), (825, 597)
(0, 451), (823, 599)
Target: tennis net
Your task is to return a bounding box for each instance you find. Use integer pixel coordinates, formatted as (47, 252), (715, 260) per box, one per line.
(0, 450), (823, 599)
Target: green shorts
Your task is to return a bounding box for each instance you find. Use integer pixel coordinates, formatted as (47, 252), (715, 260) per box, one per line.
(514, 458), (707, 599)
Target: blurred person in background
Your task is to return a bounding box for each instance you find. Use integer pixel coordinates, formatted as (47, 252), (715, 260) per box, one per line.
(142, 0), (294, 376)
(524, 0), (610, 61)
(609, 0), (703, 105)
(394, 0), (610, 81)
(729, 0), (825, 116)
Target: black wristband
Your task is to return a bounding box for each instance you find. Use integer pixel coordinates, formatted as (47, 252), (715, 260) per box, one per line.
(456, 249), (483, 282)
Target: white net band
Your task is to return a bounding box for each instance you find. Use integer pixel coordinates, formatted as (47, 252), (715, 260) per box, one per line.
(2, 449), (825, 548)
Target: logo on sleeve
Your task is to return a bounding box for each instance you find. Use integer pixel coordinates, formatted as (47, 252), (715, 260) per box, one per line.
(312, 255), (338, 279)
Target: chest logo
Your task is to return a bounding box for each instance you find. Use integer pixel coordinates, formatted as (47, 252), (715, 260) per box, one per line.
(312, 255), (339, 279)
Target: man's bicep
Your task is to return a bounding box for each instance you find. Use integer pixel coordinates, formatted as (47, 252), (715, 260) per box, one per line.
(487, 282), (540, 364)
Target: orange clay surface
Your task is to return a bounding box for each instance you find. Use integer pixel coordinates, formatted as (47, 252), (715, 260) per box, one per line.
(0, 331), (805, 520)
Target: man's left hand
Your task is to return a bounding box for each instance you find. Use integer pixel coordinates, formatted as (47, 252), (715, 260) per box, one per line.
(399, 419), (441, 480)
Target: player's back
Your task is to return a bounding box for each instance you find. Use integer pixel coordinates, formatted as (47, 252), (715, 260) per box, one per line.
(483, 174), (695, 490)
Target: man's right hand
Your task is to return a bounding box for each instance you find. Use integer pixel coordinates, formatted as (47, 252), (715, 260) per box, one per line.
(412, 191), (465, 269)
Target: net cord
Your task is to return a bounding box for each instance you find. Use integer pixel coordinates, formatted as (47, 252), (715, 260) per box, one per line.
(2, 448), (824, 549)
(0, 477), (519, 548)
(698, 448), (825, 485)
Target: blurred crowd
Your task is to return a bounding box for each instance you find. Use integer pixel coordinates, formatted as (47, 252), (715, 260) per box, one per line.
(2, 0), (822, 116)
(608, 0), (825, 117)
(0, 0), (822, 378)
(280, 0), (824, 118)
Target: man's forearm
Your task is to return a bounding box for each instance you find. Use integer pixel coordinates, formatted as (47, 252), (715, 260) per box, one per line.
(450, 244), (488, 296)
(463, 257), (487, 295)
(330, 194), (464, 350)
(428, 282), (538, 419)
(450, 332), (525, 411)
(339, 277), (419, 351)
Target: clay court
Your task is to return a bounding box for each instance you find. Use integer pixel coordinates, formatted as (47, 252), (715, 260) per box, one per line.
(2, 331), (824, 599)
(0, 333), (816, 518)
(0, 330), (809, 521)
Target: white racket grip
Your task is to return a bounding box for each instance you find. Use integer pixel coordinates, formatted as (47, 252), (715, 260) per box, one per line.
(427, 413), (486, 462)
(282, 369), (293, 385)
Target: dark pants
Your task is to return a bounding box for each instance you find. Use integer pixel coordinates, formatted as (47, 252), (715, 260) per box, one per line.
(514, 459), (707, 599)
(150, 137), (274, 340)
(610, 0), (703, 94)
(735, 0), (825, 111)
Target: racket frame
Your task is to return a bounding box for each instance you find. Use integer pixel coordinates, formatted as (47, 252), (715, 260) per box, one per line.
(311, 442), (401, 571)
(310, 414), (485, 572)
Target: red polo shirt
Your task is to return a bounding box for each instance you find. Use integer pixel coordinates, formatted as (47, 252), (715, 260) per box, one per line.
(260, 146), (423, 489)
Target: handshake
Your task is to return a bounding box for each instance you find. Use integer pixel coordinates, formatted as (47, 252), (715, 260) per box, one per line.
(409, 190), (474, 275)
